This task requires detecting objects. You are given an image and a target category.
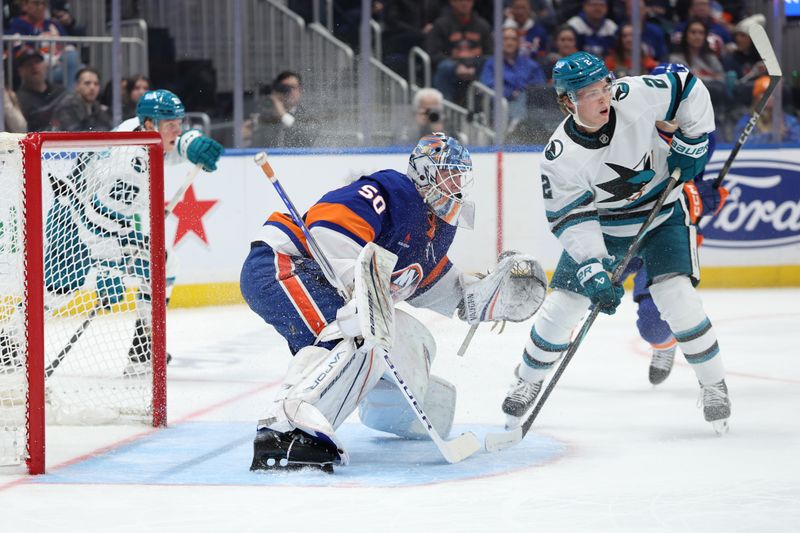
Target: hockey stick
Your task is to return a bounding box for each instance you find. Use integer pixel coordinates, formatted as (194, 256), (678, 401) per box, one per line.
(43, 163), (202, 378)
(713, 23), (781, 189)
(485, 169), (682, 452)
(456, 324), (478, 356)
(254, 152), (481, 464)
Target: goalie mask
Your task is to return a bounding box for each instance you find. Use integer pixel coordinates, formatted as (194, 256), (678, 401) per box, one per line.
(407, 133), (475, 228)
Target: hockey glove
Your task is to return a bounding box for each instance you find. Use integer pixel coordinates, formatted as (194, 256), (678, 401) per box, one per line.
(576, 258), (624, 315)
(683, 180), (729, 224)
(667, 131), (709, 183)
(177, 130), (224, 172)
(96, 270), (126, 309)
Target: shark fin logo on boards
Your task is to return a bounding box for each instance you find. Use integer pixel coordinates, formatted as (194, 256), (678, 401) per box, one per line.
(700, 159), (800, 249)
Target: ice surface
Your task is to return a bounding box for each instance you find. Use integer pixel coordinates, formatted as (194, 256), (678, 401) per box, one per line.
(1, 289), (799, 532)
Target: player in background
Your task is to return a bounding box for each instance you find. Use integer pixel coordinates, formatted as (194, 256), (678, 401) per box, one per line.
(501, 52), (732, 434)
(624, 63), (729, 386)
(42, 89), (223, 375)
(240, 133), (547, 472)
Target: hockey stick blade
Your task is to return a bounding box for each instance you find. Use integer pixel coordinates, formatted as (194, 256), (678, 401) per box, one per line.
(484, 426), (523, 453)
(379, 348), (481, 463)
(749, 24), (781, 77)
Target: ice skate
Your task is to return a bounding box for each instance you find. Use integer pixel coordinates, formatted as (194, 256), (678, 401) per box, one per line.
(699, 379), (731, 435)
(123, 320), (171, 377)
(501, 366), (543, 429)
(250, 427), (342, 473)
(649, 343), (676, 385)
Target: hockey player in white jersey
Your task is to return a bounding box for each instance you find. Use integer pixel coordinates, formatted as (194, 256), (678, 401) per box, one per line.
(42, 90), (223, 375)
(501, 51), (731, 433)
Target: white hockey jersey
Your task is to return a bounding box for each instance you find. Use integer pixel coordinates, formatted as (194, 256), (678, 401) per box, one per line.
(539, 71), (715, 264)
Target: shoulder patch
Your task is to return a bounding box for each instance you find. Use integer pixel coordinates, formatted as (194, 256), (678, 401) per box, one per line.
(613, 82), (630, 102)
(545, 139), (563, 161)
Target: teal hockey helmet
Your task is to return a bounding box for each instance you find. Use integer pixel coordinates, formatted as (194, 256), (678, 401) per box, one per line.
(553, 51), (613, 101)
(137, 90), (185, 123)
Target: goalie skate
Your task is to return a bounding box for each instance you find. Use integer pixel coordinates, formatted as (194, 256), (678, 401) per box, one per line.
(699, 379), (731, 435)
(501, 365), (543, 429)
(250, 427), (343, 474)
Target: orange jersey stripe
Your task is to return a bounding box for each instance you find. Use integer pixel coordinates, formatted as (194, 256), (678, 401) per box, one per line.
(420, 255), (449, 289)
(275, 253), (327, 335)
(306, 202), (376, 244)
(267, 212), (310, 254)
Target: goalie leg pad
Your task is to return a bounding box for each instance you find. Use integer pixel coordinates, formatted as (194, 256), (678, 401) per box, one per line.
(461, 252), (548, 324)
(283, 339), (385, 432)
(359, 374), (456, 439)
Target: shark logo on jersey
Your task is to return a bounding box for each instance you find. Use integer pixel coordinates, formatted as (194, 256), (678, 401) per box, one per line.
(545, 140), (563, 161)
(613, 82), (630, 102)
(597, 153), (656, 204)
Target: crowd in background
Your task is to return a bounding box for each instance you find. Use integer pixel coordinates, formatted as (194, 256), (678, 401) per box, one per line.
(3, 0), (798, 146)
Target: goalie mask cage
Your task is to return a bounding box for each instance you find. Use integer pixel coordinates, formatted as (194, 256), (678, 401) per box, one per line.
(0, 132), (166, 475)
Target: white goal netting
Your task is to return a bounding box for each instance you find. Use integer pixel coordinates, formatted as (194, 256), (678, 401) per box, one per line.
(0, 133), (165, 472)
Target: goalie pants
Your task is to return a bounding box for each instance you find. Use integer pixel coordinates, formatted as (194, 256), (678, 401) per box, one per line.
(240, 242), (344, 354)
(520, 203), (725, 386)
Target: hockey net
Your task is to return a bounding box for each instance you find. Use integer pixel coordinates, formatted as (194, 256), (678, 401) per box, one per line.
(0, 132), (166, 474)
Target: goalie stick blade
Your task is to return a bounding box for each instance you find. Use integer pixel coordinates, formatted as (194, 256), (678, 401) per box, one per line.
(749, 24), (782, 77)
(434, 430), (482, 464)
(484, 427), (524, 453)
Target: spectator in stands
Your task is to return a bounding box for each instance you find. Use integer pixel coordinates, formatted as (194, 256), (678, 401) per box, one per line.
(617, 0), (668, 62)
(733, 76), (800, 145)
(506, 0), (550, 59)
(6, 0), (82, 91)
(605, 23), (658, 77)
(670, 18), (730, 135)
(51, 67), (112, 131)
(671, 0), (732, 56)
(669, 19), (725, 83)
(123, 75), (151, 120)
(427, 0), (493, 104)
(3, 88), (29, 133)
(246, 71), (318, 148)
(382, 0), (442, 77)
(723, 14), (765, 82)
(14, 46), (66, 131)
(540, 24), (580, 81)
(566, 0), (618, 59)
(412, 87), (446, 139)
(480, 26), (546, 129)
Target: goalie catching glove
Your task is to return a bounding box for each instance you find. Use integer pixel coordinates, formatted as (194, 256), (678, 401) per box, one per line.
(459, 251), (548, 325)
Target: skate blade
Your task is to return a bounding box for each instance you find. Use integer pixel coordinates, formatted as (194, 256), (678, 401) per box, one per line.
(712, 419), (729, 435)
(504, 414), (523, 431)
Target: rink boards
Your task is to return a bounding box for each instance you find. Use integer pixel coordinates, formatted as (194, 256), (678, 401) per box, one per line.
(158, 146), (800, 307)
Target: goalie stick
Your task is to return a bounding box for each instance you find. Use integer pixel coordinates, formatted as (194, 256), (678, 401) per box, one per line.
(713, 23), (782, 189)
(485, 168), (682, 453)
(254, 152), (481, 464)
(43, 163), (202, 378)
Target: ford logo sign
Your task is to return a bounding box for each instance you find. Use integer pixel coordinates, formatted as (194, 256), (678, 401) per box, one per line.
(700, 159), (800, 249)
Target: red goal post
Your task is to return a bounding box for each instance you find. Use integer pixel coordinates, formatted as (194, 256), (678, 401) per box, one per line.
(0, 131), (166, 475)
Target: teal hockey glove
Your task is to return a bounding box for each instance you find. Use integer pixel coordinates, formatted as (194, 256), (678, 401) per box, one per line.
(177, 130), (223, 172)
(667, 131), (709, 183)
(576, 258), (624, 315)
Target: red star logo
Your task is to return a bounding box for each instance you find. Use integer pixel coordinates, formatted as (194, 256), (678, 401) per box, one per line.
(167, 186), (218, 246)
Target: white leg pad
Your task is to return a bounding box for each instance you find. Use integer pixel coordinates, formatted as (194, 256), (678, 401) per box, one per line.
(358, 374), (456, 439)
